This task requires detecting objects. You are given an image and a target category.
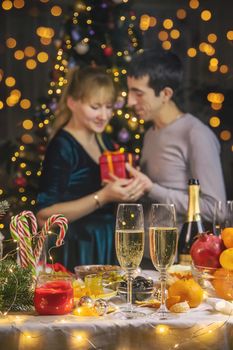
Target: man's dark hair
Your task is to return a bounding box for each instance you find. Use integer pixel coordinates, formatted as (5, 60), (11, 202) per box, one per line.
(128, 49), (184, 104)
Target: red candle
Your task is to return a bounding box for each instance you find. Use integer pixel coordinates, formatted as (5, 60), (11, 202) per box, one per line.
(34, 279), (74, 315)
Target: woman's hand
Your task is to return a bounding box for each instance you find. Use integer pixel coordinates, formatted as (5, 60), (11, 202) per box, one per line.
(99, 177), (132, 203)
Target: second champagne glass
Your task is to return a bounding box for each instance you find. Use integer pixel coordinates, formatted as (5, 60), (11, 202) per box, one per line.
(149, 203), (178, 320)
(115, 203), (145, 319)
(213, 200), (233, 235)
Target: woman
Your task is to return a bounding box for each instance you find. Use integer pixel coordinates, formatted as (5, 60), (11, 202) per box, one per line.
(36, 66), (145, 271)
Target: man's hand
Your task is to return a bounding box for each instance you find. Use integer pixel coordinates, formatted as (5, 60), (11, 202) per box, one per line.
(125, 163), (153, 194)
(102, 164), (153, 202)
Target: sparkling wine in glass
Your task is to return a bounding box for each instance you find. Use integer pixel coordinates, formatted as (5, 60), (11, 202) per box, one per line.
(149, 203), (178, 320)
(115, 203), (145, 319)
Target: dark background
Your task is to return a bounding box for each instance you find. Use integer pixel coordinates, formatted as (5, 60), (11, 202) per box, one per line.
(0, 0), (232, 198)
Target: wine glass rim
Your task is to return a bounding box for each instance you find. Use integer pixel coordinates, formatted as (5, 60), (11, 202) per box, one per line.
(151, 203), (175, 207)
(117, 203), (143, 207)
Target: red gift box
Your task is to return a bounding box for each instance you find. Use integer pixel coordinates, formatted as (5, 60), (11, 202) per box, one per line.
(99, 150), (136, 181)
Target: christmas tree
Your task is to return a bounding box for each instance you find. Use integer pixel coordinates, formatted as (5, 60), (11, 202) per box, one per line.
(1, 0), (144, 237)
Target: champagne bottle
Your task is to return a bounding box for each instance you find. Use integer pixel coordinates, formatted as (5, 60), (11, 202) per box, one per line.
(178, 179), (205, 265)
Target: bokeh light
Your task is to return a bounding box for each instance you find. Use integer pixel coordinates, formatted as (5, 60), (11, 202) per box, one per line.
(162, 41), (171, 50)
(149, 17), (157, 27)
(21, 134), (34, 144)
(13, 0), (25, 9)
(176, 9), (186, 19)
(170, 29), (180, 39)
(209, 116), (220, 128)
(158, 31), (169, 41)
(219, 65), (229, 74)
(26, 59), (37, 70)
(207, 92), (224, 103)
(37, 52), (49, 63)
(226, 31), (233, 40)
(40, 38), (52, 45)
(189, 0), (199, 9)
(163, 19), (173, 30)
(6, 38), (17, 48)
(51, 5), (62, 16)
(20, 99), (31, 109)
(11, 89), (21, 100)
(139, 14), (150, 31)
(209, 58), (218, 67)
(211, 103), (222, 110)
(201, 10), (212, 21)
(220, 130), (231, 141)
(2, 1), (13, 10)
(187, 48), (197, 57)
(36, 27), (55, 39)
(207, 33), (217, 43)
(22, 119), (33, 130)
(24, 46), (36, 57)
(5, 76), (16, 87)
(14, 50), (24, 60)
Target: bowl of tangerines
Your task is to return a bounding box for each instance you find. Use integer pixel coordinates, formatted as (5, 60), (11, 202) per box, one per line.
(191, 228), (233, 300)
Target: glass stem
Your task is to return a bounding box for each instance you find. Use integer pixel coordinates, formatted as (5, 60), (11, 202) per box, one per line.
(126, 272), (134, 313)
(159, 268), (168, 317)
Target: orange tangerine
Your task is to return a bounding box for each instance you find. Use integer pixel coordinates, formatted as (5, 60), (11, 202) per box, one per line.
(219, 248), (233, 270)
(221, 227), (233, 248)
(212, 268), (233, 300)
(168, 278), (204, 308)
(166, 295), (181, 309)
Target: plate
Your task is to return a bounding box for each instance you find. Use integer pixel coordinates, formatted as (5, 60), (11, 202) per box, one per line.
(96, 288), (118, 300)
(74, 265), (122, 280)
(74, 288), (117, 302)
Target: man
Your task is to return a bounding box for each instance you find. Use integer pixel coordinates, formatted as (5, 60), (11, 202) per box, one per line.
(125, 49), (226, 258)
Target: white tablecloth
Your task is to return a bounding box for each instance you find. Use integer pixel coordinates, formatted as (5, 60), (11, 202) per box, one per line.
(0, 270), (233, 350)
(0, 305), (233, 350)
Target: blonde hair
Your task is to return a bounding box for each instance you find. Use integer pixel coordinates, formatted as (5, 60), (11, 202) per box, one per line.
(53, 66), (116, 135)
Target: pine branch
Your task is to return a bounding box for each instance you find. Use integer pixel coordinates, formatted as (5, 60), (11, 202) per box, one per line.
(0, 260), (34, 312)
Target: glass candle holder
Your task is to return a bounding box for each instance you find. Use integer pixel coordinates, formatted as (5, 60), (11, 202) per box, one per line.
(84, 273), (103, 295)
(34, 273), (74, 315)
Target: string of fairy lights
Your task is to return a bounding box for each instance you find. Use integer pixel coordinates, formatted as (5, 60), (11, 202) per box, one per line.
(0, 0), (232, 229)
(0, 294), (232, 349)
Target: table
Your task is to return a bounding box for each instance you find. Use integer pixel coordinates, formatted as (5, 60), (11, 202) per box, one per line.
(0, 304), (233, 350)
(0, 271), (233, 350)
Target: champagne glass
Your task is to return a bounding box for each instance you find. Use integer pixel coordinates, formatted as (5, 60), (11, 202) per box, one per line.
(115, 203), (145, 319)
(213, 200), (233, 235)
(149, 204), (178, 320)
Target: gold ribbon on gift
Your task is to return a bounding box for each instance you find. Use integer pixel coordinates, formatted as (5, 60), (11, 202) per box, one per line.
(102, 150), (133, 175)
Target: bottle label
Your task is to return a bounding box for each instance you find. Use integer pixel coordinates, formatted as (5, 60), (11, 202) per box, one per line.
(179, 254), (192, 265)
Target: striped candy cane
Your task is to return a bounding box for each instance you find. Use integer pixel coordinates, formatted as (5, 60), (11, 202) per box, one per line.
(34, 214), (68, 264)
(10, 215), (29, 268)
(18, 210), (38, 236)
(10, 211), (37, 278)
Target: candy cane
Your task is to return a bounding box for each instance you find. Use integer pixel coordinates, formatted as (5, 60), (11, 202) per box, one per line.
(34, 214), (68, 264)
(18, 210), (38, 236)
(10, 215), (29, 268)
(9, 211), (37, 278)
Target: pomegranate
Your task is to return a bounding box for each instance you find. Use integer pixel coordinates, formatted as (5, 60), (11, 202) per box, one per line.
(190, 233), (225, 268)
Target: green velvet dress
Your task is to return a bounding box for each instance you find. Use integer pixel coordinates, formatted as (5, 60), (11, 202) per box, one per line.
(36, 129), (117, 272)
